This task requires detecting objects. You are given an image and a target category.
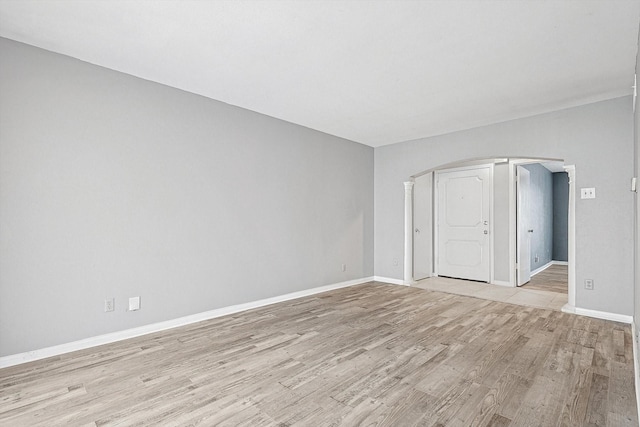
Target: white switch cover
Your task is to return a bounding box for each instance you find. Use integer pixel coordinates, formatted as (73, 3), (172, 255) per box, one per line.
(580, 188), (596, 199)
(129, 296), (141, 311)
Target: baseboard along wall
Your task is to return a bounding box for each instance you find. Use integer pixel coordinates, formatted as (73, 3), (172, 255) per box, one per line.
(530, 260), (567, 277)
(0, 276), (375, 369)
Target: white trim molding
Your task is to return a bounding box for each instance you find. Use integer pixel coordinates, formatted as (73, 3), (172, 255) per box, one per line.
(530, 261), (554, 277)
(491, 280), (513, 287)
(564, 165), (576, 309)
(373, 276), (407, 286)
(632, 322), (640, 425)
(562, 304), (633, 324)
(0, 276), (374, 369)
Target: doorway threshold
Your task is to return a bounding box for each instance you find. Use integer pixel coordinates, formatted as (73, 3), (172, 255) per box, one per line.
(413, 276), (567, 311)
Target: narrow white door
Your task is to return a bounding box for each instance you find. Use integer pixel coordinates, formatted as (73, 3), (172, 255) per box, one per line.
(436, 166), (491, 282)
(413, 172), (433, 281)
(517, 166), (531, 286)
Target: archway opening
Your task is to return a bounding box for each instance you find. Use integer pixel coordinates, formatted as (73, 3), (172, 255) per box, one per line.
(404, 157), (575, 311)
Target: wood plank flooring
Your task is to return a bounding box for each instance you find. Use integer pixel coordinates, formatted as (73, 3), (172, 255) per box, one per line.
(1, 282), (636, 426)
(522, 264), (568, 294)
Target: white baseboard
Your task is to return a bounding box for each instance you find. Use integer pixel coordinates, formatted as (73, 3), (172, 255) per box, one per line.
(491, 280), (513, 287)
(562, 304), (633, 324)
(632, 322), (640, 424)
(0, 276), (374, 369)
(530, 261), (553, 277)
(373, 276), (407, 286)
(530, 260), (568, 277)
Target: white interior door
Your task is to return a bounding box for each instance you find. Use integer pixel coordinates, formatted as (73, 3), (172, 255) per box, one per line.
(413, 172), (433, 281)
(516, 166), (531, 286)
(436, 166), (491, 282)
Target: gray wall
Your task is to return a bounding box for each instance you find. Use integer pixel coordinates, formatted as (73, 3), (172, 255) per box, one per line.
(493, 163), (511, 282)
(0, 38), (374, 357)
(553, 172), (569, 262)
(375, 96), (634, 316)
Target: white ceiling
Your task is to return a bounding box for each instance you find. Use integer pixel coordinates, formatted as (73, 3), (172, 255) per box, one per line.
(1, 1), (639, 147)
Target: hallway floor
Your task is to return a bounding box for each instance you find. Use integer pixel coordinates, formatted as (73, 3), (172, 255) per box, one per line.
(521, 264), (569, 294)
(414, 265), (568, 311)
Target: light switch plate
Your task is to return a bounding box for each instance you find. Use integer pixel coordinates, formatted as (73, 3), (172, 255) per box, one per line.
(128, 296), (141, 311)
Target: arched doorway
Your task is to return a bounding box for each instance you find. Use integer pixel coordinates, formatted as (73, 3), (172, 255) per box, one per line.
(403, 157), (576, 311)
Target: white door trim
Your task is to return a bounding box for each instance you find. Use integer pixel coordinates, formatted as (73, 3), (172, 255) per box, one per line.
(564, 165), (576, 309)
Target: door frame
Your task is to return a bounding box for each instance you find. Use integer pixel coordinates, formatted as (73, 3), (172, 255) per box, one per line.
(433, 163), (494, 283)
(516, 165), (531, 286)
(507, 159), (576, 308)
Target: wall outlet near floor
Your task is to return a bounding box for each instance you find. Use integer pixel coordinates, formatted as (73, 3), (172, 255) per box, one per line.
(128, 296), (141, 311)
(534, 254), (539, 263)
(580, 188), (596, 199)
(584, 279), (594, 290)
(341, 263), (346, 272)
(104, 298), (115, 312)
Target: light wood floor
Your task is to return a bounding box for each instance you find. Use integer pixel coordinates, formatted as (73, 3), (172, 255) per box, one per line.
(1, 283), (636, 426)
(523, 264), (569, 294)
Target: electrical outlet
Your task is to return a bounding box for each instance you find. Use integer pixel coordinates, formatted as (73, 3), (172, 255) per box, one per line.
(534, 255), (539, 263)
(104, 298), (115, 312)
(341, 263), (346, 272)
(580, 188), (596, 199)
(585, 279), (594, 290)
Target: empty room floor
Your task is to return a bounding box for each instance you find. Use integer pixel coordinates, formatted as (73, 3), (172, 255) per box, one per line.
(0, 282), (635, 426)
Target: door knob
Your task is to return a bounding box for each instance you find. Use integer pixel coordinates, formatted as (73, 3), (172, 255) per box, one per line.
(528, 229), (534, 233)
